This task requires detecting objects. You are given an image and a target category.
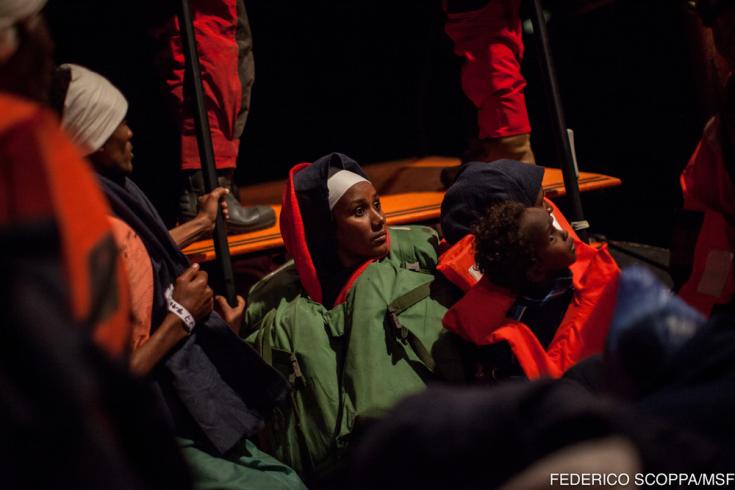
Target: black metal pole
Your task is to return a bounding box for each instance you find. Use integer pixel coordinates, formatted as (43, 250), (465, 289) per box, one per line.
(178, 0), (237, 305)
(528, 0), (590, 242)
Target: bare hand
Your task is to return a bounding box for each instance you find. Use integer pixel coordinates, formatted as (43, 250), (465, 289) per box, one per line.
(215, 295), (246, 335)
(172, 263), (213, 322)
(197, 187), (230, 229)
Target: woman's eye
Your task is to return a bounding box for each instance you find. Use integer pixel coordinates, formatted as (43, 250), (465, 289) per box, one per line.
(354, 207), (365, 217)
(373, 200), (381, 210)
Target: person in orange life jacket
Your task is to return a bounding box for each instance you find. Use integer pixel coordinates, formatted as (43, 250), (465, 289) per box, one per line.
(443, 199), (619, 381)
(477, 201), (576, 379)
(438, 160), (570, 382)
(48, 66), (301, 479)
(476, 202), (577, 342)
(674, 0), (735, 316)
(438, 160), (556, 298)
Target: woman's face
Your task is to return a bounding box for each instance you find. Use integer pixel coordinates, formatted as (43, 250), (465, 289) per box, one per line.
(332, 181), (388, 268)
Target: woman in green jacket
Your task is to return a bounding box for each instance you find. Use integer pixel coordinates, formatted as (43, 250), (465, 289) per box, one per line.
(244, 153), (463, 482)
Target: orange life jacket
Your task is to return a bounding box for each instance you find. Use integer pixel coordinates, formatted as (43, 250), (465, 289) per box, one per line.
(0, 94), (131, 359)
(679, 117), (735, 316)
(439, 199), (619, 378)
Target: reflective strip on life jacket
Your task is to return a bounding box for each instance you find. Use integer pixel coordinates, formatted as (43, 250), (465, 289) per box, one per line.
(679, 210), (735, 316)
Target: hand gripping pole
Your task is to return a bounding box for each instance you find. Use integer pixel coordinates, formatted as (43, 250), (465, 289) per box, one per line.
(178, 0), (238, 305)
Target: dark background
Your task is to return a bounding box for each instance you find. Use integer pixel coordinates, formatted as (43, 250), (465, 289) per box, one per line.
(46, 0), (707, 247)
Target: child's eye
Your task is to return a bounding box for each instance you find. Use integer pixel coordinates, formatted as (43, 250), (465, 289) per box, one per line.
(354, 207), (365, 217)
(373, 199), (381, 210)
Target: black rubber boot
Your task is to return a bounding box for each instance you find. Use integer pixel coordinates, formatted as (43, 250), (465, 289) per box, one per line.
(179, 170), (276, 235)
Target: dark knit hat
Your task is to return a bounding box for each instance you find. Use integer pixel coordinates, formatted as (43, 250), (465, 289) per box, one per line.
(440, 160), (544, 244)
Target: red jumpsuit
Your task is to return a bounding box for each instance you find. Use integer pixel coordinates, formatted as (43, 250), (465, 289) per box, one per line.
(444, 0), (531, 139)
(154, 0), (253, 170)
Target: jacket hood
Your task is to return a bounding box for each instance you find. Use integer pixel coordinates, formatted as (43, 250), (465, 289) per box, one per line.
(441, 160), (544, 244)
(280, 152), (380, 306)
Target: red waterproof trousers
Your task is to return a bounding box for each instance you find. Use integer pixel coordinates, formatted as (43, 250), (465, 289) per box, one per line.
(444, 0), (531, 139)
(154, 0), (253, 170)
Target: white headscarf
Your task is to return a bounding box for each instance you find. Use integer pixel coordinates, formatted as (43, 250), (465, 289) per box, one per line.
(60, 63), (128, 156)
(0, 0), (46, 63)
(327, 169), (369, 210)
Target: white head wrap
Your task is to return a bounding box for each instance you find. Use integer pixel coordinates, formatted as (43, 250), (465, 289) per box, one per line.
(0, 0), (46, 63)
(60, 63), (128, 156)
(327, 170), (369, 211)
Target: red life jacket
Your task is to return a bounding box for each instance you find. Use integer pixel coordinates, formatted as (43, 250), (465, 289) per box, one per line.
(439, 199), (619, 378)
(0, 94), (131, 358)
(679, 117), (735, 316)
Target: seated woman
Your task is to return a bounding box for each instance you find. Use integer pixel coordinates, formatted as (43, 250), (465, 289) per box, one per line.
(244, 153), (463, 480)
(438, 160), (619, 381)
(50, 64), (305, 490)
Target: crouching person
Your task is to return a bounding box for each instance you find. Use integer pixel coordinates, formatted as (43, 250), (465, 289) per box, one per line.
(443, 200), (619, 380)
(51, 64), (306, 489)
(243, 153), (464, 483)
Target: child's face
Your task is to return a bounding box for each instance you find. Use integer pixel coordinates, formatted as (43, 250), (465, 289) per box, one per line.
(521, 207), (577, 281)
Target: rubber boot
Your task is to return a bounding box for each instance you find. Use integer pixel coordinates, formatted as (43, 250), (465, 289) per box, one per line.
(441, 133), (536, 187)
(179, 170), (276, 235)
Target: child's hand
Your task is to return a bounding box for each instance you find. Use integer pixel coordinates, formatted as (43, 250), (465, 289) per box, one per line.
(215, 294), (246, 335)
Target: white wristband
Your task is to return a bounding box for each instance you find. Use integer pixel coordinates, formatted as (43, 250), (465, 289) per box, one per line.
(165, 284), (196, 334)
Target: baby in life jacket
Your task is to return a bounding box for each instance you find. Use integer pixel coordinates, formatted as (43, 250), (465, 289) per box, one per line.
(443, 199), (619, 382)
(475, 201), (577, 351)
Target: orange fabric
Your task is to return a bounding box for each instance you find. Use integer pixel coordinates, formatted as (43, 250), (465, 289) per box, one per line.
(437, 234), (481, 293)
(0, 93), (131, 359)
(280, 162), (324, 303)
(679, 117), (735, 315)
(681, 118), (735, 218)
(110, 217), (154, 350)
(679, 211), (735, 316)
(441, 203), (619, 379)
(679, 119), (735, 315)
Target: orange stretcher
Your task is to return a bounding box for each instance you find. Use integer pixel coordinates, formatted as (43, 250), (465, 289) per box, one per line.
(183, 156), (621, 262)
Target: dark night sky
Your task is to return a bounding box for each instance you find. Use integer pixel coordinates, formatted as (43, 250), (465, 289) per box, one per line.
(45, 0), (705, 247)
